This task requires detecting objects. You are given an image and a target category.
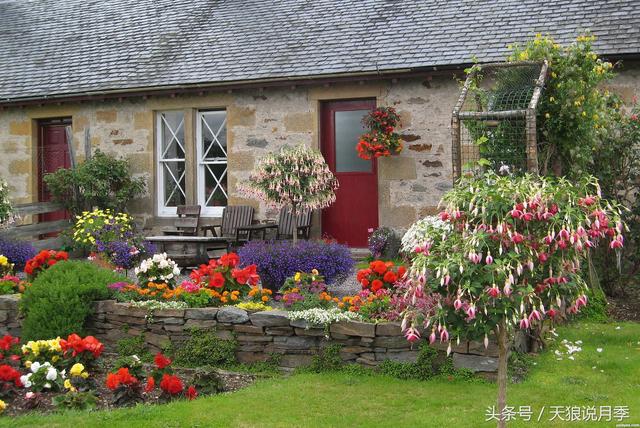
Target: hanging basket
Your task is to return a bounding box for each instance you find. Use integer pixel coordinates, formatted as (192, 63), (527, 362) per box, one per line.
(356, 107), (403, 160)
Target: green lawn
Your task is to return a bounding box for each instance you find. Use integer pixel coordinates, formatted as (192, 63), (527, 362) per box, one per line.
(3, 322), (639, 427)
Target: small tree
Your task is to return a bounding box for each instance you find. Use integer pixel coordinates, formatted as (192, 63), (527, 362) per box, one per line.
(401, 172), (624, 428)
(241, 145), (338, 245)
(0, 179), (14, 228)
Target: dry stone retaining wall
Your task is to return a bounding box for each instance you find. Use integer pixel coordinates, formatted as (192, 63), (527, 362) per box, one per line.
(0, 296), (499, 373)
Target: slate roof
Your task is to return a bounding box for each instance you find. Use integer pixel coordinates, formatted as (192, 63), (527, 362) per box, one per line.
(1, 0), (639, 102)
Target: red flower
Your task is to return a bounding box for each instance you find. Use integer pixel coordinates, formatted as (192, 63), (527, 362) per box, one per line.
(0, 364), (21, 384)
(0, 335), (18, 351)
(82, 336), (104, 358)
(154, 352), (172, 370)
(382, 271), (397, 284)
(186, 385), (198, 400)
(370, 261), (387, 275)
(371, 279), (384, 292)
(159, 374), (184, 395)
(106, 368), (138, 390)
(60, 333), (84, 356)
(209, 272), (225, 288)
(219, 253), (240, 268)
(144, 376), (155, 392)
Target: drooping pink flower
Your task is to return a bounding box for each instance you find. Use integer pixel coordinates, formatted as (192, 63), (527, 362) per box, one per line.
(519, 317), (530, 329)
(503, 283), (512, 297)
(453, 298), (463, 311)
(487, 286), (500, 298)
(429, 330), (436, 345)
(528, 309), (542, 322)
(439, 328), (449, 343)
(485, 253), (493, 265)
(404, 327), (421, 343)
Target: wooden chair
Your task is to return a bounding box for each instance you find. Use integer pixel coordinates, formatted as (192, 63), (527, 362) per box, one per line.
(201, 205), (255, 249)
(162, 205), (201, 236)
(238, 208), (312, 241)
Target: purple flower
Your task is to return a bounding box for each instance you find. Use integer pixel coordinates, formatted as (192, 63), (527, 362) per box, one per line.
(0, 240), (36, 269)
(237, 240), (354, 290)
(108, 281), (129, 290)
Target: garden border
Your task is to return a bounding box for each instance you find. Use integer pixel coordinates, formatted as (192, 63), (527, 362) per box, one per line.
(0, 296), (500, 374)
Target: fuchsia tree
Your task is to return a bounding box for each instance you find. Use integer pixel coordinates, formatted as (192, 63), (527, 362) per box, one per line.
(401, 172), (624, 427)
(241, 145), (338, 244)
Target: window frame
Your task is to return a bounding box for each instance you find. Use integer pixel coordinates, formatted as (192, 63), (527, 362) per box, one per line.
(156, 110), (187, 217)
(195, 109), (228, 217)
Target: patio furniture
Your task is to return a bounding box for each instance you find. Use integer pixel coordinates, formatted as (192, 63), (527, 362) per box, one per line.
(145, 235), (229, 267)
(162, 205), (201, 236)
(201, 205), (255, 249)
(239, 208), (312, 241)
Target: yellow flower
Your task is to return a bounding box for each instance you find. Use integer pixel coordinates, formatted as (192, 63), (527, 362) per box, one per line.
(81, 372), (89, 379)
(545, 113), (551, 119)
(582, 111), (587, 117)
(0, 399), (5, 413)
(294, 272), (301, 282)
(0, 255), (7, 265)
(70, 363), (85, 377)
(24, 360), (32, 369)
(64, 379), (73, 389)
(574, 100), (581, 107)
(518, 51), (529, 61)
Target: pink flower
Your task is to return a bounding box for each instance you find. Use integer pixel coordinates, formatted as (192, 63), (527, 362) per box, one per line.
(528, 309), (542, 322)
(610, 236), (624, 249)
(429, 330), (436, 344)
(519, 317), (530, 329)
(522, 212), (534, 222)
(404, 327), (421, 343)
(538, 253), (548, 263)
(485, 253), (493, 265)
(546, 308), (558, 318)
(503, 283), (512, 297)
(439, 328), (449, 342)
(511, 232), (524, 244)
(453, 298), (463, 311)
(466, 305), (476, 320)
(414, 246), (423, 254)
(510, 209), (523, 219)
(487, 286), (500, 298)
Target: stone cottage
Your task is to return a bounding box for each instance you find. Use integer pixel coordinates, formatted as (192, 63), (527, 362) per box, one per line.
(0, 0), (639, 247)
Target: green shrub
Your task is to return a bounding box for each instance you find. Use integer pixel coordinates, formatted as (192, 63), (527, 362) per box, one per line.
(575, 287), (609, 322)
(378, 343), (437, 381)
(171, 328), (237, 368)
(20, 260), (126, 340)
(116, 335), (152, 363)
(305, 344), (344, 373)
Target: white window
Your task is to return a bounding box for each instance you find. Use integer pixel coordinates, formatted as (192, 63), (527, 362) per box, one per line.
(196, 110), (228, 216)
(156, 111), (186, 216)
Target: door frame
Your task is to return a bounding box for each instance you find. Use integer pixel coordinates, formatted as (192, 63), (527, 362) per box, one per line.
(320, 98), (379, 246)
(37, 117), (72, 203)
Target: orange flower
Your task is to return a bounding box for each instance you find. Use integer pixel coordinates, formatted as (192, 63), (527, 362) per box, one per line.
(261, 296), (269, 302)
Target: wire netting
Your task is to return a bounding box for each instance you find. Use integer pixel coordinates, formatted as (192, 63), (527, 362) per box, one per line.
(453, 62), (546, 178)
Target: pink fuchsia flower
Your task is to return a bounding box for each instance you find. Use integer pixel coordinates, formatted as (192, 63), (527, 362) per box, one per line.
(466, 305), (476, 320)
(511, 232), (524, 244)
(429, 329), (436, 344)
(439, 328), (449, 342)
(413, 246), (423, 254)
(485, 253), (493, 265)
(404, 327), (421, 343)
(503, 283), (512, 297)
(519, 317), (530, 329)
(575, 294), (588, 309)
(487, 285), (500, 298)
(528, 309), (542, 322)
(610, 236), (624, 249)
(510, 209), (523, 219)
(538, 253), (548, 263)
(468, 252), (481, 264)
(453, 297), (463, 311)
(546, 307), (558, 318)
(439, 211), (450, 221)
(522, 212), (534, 222)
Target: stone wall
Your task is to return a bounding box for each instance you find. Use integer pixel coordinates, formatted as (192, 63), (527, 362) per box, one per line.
(0, 295), (499, 374)
(2, 64), (638, 231)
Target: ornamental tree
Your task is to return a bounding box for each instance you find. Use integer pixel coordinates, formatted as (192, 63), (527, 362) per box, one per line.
(401, 172), (624, 428)
(241, 145), (338, 244)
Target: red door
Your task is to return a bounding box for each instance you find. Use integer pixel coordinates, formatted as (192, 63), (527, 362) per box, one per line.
(38, 120), (72, 223)
(321, 100), (378, 247)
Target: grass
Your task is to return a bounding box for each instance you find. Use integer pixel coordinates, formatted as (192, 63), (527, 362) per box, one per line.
(3, 321), (639, 427)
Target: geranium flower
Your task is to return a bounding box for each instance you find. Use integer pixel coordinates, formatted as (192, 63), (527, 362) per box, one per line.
(159, 374), (183, 395)
(186, 385), (198, 400)
(154, 353), (172, 370)
(144, 376), (155, 392)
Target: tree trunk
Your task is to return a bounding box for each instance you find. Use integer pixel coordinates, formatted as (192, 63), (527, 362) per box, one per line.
(291, 204), (298, 246)
(496, 321), (509, 428)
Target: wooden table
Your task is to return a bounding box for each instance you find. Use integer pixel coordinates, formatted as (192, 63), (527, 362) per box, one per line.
(145, 235), (230, 266)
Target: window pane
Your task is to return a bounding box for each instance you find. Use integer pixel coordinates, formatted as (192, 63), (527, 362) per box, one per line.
(204, 163), (228, 207)
(157, 111), (186, 210)
(201, 111), (227, 159)
(335, 110), (371, 172)
(198, 110), (228, 212)
(163, 161), (186, 206)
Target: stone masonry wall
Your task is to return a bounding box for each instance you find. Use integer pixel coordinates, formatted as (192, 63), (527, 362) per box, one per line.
(0, 295), (499, 374)
(2, 64), (638, 231)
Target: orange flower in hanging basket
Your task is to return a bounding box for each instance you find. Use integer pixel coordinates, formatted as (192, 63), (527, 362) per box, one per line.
(356, 107), (403, 160)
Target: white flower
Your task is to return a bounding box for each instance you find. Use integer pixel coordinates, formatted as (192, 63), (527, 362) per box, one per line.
(46, 367), (57, 381)
(159, 260), (169, 268)
(30, 362), (41, 373)
(20, 374), (32, 388)
(596, 348), (603, 353)
(173, 267), (181, 275)
(44, 383), (51, 389)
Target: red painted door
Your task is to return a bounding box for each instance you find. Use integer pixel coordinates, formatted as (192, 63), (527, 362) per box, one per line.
(38, 120), (72, 223)
(321, 100), (378, 247)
